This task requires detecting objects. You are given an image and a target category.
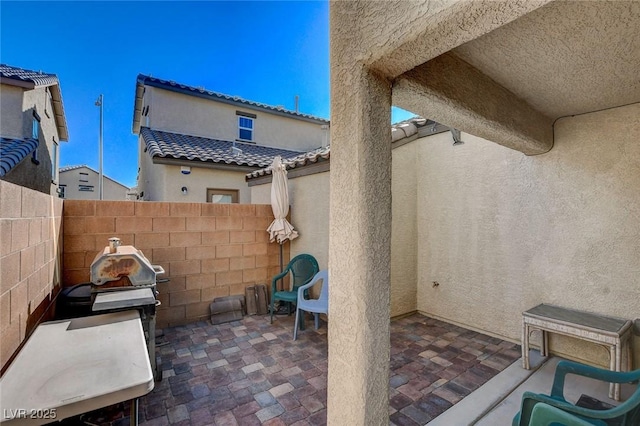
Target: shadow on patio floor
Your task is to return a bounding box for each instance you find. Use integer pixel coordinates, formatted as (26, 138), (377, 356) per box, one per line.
(68, 312), (520, 425)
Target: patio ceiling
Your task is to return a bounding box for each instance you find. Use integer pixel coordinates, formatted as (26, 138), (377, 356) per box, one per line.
(387, 0), (640, 155)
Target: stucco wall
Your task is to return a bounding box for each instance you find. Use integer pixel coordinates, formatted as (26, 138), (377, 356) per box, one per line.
(250, 152), (417, 315)
(416, 104), (640, 367)
(137, 138), (165, 201)
(391, 142), (418, 316)
(289, 172), (330, 271)
(250, 173), (329, 271)
(144, 87), (327, 152)
(60, 166), (129, 200)
(0, 84), (24, 138)
(1, 84), (61, 195)
(0, 181), (63, 372)
(140, 162), (252, 203)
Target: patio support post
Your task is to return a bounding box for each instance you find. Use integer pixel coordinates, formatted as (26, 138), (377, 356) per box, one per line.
(328, 4), (392, 424)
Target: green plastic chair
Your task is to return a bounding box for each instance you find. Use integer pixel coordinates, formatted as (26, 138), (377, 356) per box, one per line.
(270, 254), (319, 324)
(527, 403), (593, 426)
(513, 360), (640, 426)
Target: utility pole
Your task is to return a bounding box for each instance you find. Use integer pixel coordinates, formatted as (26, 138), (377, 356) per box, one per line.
(95, 94), (104, 200)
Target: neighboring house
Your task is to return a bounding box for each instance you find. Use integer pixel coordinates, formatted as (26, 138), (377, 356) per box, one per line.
(0, 64), (69, 195)
(131, 74), (329, 203)
(59, 165), (130, 200)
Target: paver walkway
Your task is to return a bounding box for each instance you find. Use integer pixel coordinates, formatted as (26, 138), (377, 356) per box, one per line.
(61, 313), (520, 425)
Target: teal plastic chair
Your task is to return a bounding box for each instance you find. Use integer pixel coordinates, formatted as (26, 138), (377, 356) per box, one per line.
(293, 269), (328, 340)
(270, 254), (319, 324)
(513, 360), (640, 426)
(527, 403), (593, 426)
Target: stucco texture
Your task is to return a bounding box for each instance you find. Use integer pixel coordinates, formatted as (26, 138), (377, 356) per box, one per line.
(416, 104), (640, 367)
(250, 148), (417, 315)
(1, 84), (61, 195)
(60, 166), (129, 200)
(250, 173), (329, 299)
(145, 87), (326, 152)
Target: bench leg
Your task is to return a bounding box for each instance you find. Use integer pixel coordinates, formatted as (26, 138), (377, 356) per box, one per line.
(608, 344), (622, 401)
(522, 322), (530, 369)
(542, 330), (549, 357)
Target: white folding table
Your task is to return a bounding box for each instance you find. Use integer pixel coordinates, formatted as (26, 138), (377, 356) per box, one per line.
(0, 310), (154, 425)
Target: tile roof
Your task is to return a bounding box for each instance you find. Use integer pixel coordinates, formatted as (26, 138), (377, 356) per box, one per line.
(140, 127), (303, 168)
(246, 145), (330, 179)
(0, 64), (59, 87)
(133, 74), (328, 133)
(0, 137), (39, 177)
(0, 64), (69, 141)
(59, 164), (87, 173)
(246, 117), (449, 179)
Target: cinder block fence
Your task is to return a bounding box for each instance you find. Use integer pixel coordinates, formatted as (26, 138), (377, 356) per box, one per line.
(62, 200), (288, 328)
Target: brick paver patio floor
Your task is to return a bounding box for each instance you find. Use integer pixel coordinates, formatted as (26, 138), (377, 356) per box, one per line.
(66, 313), (520, 425)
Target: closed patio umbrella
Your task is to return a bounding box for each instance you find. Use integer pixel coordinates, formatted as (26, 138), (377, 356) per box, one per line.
(267, 156), (298, 271)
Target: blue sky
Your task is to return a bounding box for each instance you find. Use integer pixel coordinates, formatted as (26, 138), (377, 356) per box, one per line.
(1, 1), (414, 188)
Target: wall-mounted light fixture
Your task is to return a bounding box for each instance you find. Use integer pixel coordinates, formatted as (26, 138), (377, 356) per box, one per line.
(451, 128), (464, 146)
(181, 186), (188, 195)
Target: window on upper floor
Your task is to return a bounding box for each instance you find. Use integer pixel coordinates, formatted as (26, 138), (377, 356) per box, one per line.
(32, 111), (40, 140)
(58, 185), (66, 198)
(238, 116), (253, 142)
(236, 111), (257, 142)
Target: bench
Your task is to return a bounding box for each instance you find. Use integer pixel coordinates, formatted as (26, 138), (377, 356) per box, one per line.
(522, 303), (633, 401)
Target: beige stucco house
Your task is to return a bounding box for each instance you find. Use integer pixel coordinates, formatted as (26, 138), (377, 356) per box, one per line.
(58, 165), (130, 200)
(0, 64), (69, 195)
(314, 2), (639, 424)
(131, 74), (329, 203)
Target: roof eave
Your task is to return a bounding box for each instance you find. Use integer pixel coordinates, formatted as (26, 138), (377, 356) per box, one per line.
(49, 85), (69, 141)
(151, 156), (262, 173)
(132, 78), (145, 134)
(0, 76), (36, 90)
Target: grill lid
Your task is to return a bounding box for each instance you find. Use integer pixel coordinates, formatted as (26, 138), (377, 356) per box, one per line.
(90, 242), (158, 286)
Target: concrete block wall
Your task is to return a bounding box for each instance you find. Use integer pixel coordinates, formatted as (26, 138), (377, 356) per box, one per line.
(62, 200), (287, 328)
(0, 181), (63, 372)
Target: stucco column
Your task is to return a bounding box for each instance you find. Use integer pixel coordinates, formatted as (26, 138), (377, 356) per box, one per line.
(328, 10), (392, 424)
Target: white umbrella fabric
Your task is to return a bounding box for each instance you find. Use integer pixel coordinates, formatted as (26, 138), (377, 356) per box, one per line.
(267, 156), (298, 245)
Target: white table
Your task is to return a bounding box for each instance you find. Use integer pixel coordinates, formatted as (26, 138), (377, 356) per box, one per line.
(522, 303), (633, 401)
(0, 310), (154, 425)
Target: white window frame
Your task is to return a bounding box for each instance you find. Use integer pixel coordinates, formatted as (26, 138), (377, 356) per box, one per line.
(238, 116), (254, 142)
